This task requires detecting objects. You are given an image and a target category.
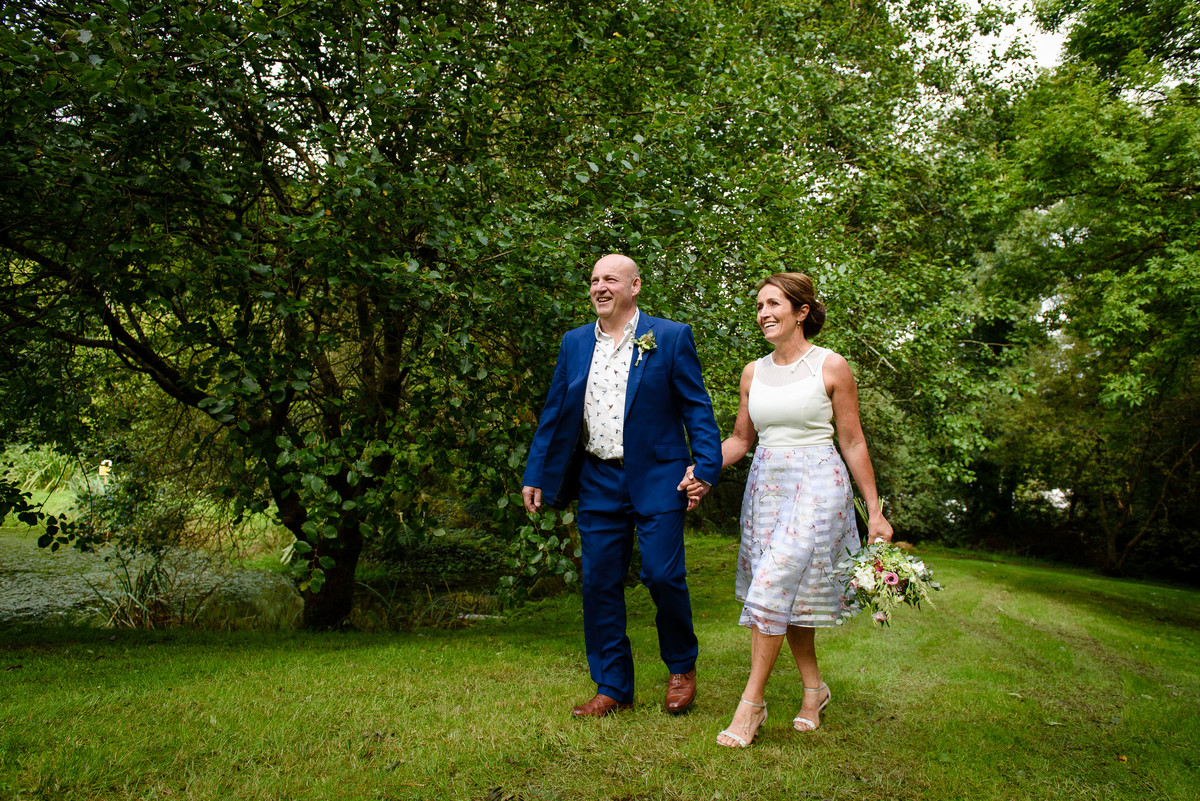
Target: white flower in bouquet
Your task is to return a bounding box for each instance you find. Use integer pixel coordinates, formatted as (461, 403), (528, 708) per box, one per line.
(851, 565), (877, 593)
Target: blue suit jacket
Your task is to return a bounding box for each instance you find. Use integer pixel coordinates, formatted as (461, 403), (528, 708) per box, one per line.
(522, 312), (722, 515)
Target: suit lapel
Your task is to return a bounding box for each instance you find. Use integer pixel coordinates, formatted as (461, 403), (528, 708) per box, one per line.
(624, 312), (654, 418)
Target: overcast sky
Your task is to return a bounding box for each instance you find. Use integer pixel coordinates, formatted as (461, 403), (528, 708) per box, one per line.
(980, 1), (1069, 71)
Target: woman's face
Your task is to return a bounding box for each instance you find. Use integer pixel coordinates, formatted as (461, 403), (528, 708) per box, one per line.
(756, 284), (808, 344)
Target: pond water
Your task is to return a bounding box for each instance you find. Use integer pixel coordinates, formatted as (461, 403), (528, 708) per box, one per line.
(0, 527), (302, 629)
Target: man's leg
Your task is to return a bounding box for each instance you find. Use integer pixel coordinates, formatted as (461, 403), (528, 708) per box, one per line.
(577, 507), (636, 704)
(636, 508), (698, 674)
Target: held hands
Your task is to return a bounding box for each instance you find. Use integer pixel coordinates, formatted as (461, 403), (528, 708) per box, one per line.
(677, 464), (711, 512)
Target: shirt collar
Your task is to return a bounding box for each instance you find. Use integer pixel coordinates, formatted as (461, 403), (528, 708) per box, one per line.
(595, 309), (640, 343)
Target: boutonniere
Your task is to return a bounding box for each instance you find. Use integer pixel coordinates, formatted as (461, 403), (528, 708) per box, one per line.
(633, 330), (656, 366)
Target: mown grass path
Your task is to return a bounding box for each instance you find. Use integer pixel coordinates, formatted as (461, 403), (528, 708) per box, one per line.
(2, 534), (1198, 800)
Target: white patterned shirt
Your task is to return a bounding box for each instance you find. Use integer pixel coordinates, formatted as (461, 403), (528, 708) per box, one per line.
(583, 310), (639, 460)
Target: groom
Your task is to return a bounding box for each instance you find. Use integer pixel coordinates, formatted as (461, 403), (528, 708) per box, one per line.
(522, 253), (722, 717)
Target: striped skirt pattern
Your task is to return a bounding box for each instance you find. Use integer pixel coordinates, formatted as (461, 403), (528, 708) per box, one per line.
(735, 444), (860, 633)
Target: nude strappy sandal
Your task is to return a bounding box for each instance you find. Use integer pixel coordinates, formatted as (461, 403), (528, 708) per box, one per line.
(793, 683), (831, 732)
(717, 698), (768, 748)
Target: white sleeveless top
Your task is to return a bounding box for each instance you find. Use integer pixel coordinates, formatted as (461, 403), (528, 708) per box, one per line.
(747, 346), (834, 448)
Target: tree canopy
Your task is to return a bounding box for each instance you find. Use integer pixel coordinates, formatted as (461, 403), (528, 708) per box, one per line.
(3, 0), (1014, 623)
(3, 0), (1196, 627)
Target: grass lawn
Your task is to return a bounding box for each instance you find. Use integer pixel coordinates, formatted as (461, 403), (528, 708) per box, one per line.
(2, 533), (1198, 800)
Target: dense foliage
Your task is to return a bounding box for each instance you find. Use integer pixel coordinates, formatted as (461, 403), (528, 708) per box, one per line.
(960, 3), (1200, 578)
(2, 0), (1196, 628)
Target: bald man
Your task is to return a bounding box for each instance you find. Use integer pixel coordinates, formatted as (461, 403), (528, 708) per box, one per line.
(522, 254), (722, 717)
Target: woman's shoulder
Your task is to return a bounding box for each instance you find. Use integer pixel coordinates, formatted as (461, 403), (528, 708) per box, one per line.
(745, 353), (773, 374)
(818, 348), (855, 385)
(813, 345), (844, 365)
(734, 359), (757, 389)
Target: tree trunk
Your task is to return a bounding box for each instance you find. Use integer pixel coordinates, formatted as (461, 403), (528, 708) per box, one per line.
(301, 522), (365, 629)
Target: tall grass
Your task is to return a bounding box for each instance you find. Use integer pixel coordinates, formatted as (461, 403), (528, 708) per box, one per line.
(82, 549), (223, 630)
(2, 535), (1198, 800)
(1, 444), (83, 494)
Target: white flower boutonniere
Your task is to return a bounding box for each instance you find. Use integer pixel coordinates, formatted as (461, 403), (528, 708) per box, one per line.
(633, 330), (656, 366)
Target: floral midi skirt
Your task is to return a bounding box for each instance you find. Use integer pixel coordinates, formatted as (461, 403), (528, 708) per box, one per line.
(735, 444), (860, 633)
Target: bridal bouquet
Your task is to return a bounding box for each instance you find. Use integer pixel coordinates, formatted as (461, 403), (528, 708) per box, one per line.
(838, 543), (942, 627)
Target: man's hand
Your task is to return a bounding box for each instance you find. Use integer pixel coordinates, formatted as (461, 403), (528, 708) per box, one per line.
(676, 465), (711, 511)
(522, 486), (543, 515)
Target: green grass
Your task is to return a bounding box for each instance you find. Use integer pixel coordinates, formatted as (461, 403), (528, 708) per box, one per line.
(2, 534), (1198, 800)
(4, 488), (77, 519)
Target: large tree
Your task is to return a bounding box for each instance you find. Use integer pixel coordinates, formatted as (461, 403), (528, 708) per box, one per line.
(2, 0), (1013, 623)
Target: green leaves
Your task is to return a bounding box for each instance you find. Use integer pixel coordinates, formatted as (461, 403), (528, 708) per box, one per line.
(2, 0), (1078, 619)
(1038, 0), (1200, 84)
(500, 510), (581, 604)
(2, 475), (71, 552)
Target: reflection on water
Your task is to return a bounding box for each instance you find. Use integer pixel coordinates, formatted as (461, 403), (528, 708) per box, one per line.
(0, 527), (302, 629)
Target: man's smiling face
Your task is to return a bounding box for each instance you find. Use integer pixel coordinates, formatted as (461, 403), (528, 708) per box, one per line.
(590, 255), (640, 331)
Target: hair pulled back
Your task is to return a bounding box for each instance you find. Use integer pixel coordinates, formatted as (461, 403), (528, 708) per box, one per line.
(757, 272), (826, 338)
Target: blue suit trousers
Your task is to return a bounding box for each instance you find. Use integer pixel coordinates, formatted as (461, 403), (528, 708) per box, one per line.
(577, 456), (698, 704)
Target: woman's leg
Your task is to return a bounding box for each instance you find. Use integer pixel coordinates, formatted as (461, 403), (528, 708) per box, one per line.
(786, 625), (830, 729)
(717, 627), (783, 746)
(785, 625), (819, 685)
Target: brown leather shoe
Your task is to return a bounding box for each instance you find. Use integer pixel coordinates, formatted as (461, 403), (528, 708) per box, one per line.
(664, 669), (696, 714)
(571, 693), (634, 718)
